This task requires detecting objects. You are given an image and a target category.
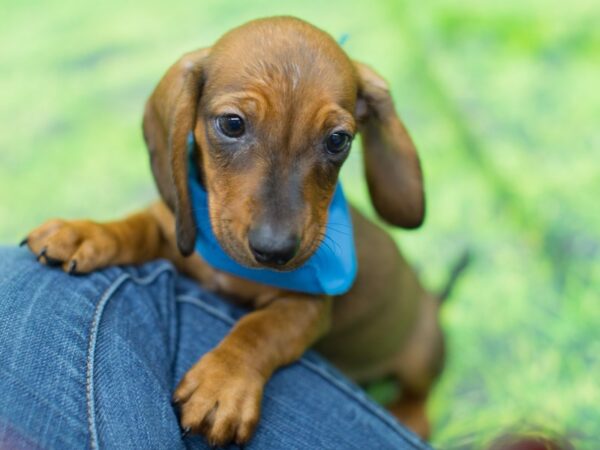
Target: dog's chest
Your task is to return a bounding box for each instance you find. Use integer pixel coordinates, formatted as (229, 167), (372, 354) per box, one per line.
(187, 253), (283, 307)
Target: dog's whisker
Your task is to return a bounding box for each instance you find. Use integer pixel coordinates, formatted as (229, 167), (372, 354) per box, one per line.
(313, 231), (340, 259)
(326, 225), (352, 236)
(324, 232), (343, 255)
(327, 222), (352, 228)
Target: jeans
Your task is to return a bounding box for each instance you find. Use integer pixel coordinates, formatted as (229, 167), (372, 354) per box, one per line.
(0, 246), (430, 449)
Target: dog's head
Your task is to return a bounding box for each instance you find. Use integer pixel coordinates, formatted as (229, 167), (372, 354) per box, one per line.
(143, 16), (424, 270)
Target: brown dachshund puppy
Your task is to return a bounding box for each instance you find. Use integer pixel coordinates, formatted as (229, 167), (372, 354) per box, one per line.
(24, 17), (443, 445)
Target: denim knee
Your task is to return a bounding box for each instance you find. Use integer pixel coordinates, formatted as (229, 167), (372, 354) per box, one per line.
(0, 247), (183, 449)
(0, 247), (429, 449)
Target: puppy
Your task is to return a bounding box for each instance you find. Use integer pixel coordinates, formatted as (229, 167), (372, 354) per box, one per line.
(24, 16), (444, 445)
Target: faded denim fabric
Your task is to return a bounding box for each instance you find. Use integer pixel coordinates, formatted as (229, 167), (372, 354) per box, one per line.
(0, 246), (430, 450)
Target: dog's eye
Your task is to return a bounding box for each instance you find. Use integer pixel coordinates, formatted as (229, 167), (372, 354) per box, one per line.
(217, 114), (245, 138)
(326, 132), (352, 155)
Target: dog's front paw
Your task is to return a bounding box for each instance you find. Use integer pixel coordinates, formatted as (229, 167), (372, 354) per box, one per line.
(23, 219), (119, 273)
(174, 348), (265, 446)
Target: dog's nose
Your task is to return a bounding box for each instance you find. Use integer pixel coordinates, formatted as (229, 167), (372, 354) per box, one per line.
(248, 224), (300, 267)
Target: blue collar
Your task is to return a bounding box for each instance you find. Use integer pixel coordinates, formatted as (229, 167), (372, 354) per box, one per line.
(187, 133), (357, 296)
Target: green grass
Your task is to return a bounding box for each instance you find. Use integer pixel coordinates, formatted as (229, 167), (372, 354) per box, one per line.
(1, 0), (599, 448)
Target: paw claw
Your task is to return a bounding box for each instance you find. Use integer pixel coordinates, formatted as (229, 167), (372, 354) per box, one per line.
(19, 237), (28, 247)
(68, 260), (78, 274)
(36, 247), (47, 262)
(181, 427), (191, 438)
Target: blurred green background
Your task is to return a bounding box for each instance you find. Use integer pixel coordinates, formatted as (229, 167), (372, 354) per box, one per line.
(1, 0), (599, 448)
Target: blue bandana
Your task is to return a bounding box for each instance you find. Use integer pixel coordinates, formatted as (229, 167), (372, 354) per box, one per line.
(187, 133), (358, 296)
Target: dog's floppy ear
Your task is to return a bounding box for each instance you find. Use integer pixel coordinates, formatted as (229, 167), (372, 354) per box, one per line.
(354, 61), (425, 228)
(143, 48), (210, 256)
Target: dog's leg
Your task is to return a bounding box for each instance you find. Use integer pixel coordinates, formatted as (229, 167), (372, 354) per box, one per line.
(173, 294), (332, 446)
(23, 204), (166, 273)
(388, 293), (445, 439)
(389, 392), (431, 440)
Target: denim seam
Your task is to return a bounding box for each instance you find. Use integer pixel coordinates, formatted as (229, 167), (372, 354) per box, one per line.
(175, 294), (431, 449)
(86, 263), (176, 450)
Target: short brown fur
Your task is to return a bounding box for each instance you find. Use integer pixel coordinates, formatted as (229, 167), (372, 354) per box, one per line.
(25, 17), (441, 445)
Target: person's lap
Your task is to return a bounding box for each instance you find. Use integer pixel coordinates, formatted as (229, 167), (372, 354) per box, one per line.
(0, 246), (429, 449)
